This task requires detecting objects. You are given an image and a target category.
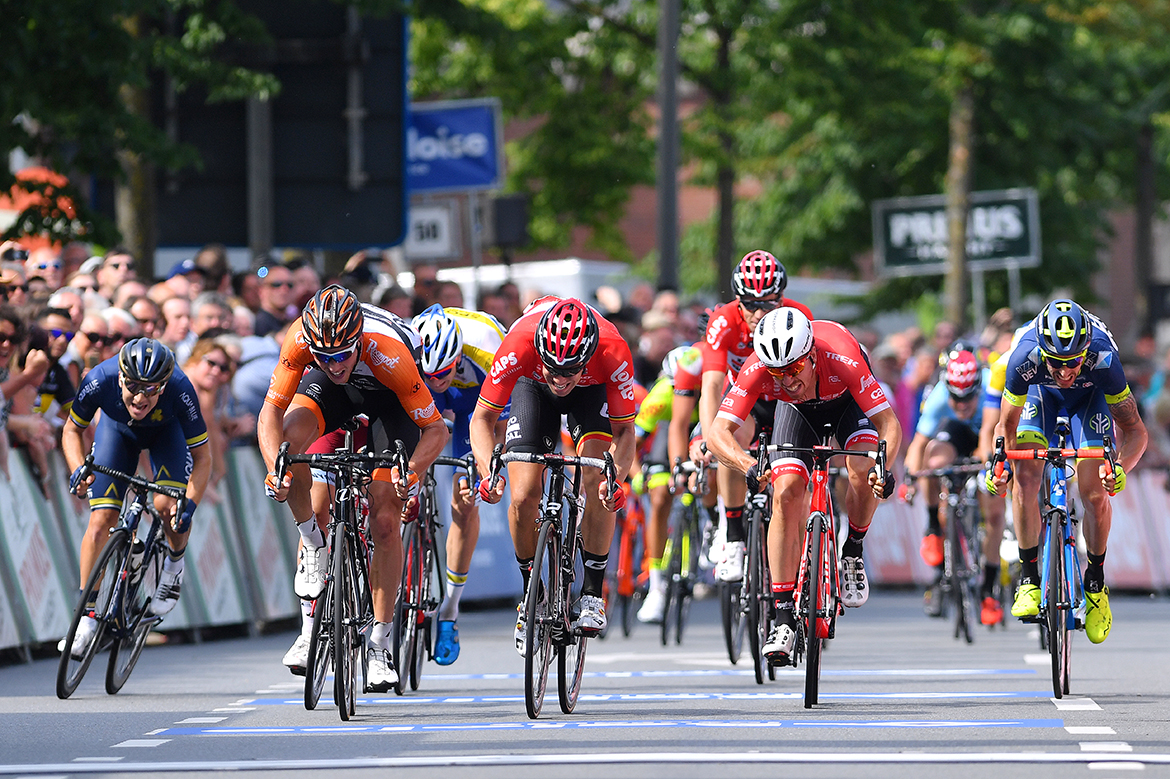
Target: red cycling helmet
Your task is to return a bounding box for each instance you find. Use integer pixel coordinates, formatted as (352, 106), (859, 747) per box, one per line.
(535, 298), (599, 373)
(732, 250), (786, 299)
(945, 350), (981, 399)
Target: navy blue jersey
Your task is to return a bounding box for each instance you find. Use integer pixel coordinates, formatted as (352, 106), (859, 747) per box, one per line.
(69, 356), (209, 449)
(1001, 313), (1132, 408)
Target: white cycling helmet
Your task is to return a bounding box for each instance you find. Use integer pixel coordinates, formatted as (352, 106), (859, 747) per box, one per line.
(754, 307), (814, 368)
(411, 303), (463, 376)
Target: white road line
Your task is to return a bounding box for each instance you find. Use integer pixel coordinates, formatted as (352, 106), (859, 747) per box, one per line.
(1067, 726), (1116, 735)
(1052, 697), (1102, 710)
(212, 707), (256, 712)
(175, 717), (226, 724)
(1087, 762), (1145, 771)
(1024, 654), (1049, 665)
(69, 758), (122, 762)
(1080, 743), (1133, 752)
(111, 740), (171, 748)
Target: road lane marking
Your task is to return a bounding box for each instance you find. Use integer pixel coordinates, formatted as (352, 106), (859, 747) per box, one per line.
(1052, 698), (1101, 711)
(1067, 726), (1116, 735)
(175, 717), (227, 724)
(111, 740), (170, 748)
(1087, 762), (1145, 771)
(1080, 743), (1133, 752)
(405, 668), (1037, 682)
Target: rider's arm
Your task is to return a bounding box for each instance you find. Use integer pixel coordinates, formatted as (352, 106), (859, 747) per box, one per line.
(903, 432), (929, 476)
(409, 417), (451, 477)
(697, 370), (724, 447)
(61, 417), (86, 474)
(707, 416), (753, 476)
(186, 441), (212, 505)
(669, 391), (698, 466)
(1109, 393), (1148, 473)
(610, 419), (636, 484)
(870, 406), (903, 462)
(977, 404), (1000, 463)
(257, 400), (287, 473)
(469, 402), (499, 482)
(994, 395), (1024, 450)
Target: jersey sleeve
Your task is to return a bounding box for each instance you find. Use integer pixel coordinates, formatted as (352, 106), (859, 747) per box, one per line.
(170, 372), (209, 448)
(716, 357), (766, 426)
(698, 305), (735, 378)
(363, 332), (443, 427)
(599, 335), (637, 423)
(265, 321), (313, 410)
(915, 382), (949, 437)
(68, 365), (107, 427)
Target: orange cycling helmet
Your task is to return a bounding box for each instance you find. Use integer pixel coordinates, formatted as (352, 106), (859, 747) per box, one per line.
(302, 284), (364, 351)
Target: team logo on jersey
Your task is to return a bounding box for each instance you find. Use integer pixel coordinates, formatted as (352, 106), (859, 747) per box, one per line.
(411, 402), (436, 421)
(1021, 401), (1038, 420)
(869, 387), (883, 401)
(823, 351), (859, 368)
(610, 361), (636, 401)
(829, 375), (841, 384)
(180, 391), (199, 421)
(505, 415), (522, 442)
(491, 351), (519, 380)
(706, 315), (729, 346)
(151, 408), (164, 422)
(860, 375), (874, 389)
(1089, 413), (1111, 435)
(365, 340), (400, 370)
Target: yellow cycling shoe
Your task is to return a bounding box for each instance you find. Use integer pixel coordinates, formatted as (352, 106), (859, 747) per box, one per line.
(1084, 587), (1112, 644)
(1011, 583), (1041, 618)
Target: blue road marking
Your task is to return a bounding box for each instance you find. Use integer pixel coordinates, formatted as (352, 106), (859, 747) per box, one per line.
(156, 718), (1065, 736)
(241, 690), (1056, 706)
(420, 668), (1035, 681)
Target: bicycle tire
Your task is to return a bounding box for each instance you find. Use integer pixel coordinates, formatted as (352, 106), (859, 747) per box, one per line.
(746, 509), (769, 685)
(557, 632), (588, 713)
(410, 532), (435, 691)
(332, 529), (359, 720)
(674, 503), (699, 645)
(1046, 518), (1067, 698)
(721, 581), (745, 664)
(661, 516), (682, 646)
(105, 532), (163, 694)
(304, 563), (334, 711)
(949, 502), (974, 644)
(57, 529), (128, 699)
(803, 512), (825, 708)
(393, 521), (421, 696)
(524, 520), (558, 719)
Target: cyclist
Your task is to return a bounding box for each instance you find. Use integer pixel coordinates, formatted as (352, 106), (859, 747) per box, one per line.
(410, 303), (509, 665)
(988, 299), (1147, 644)
(902, 349), (1007, 625)
(696, 251), (812, 585)
(470, 296), (636, 649)
(632, 345), (712, 623)
(258, 285), (449, 691)
(61, 338), (210, 656)
(707, 307), (901, 666)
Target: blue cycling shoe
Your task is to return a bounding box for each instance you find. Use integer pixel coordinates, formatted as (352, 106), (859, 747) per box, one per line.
(434, 620), (460, 665)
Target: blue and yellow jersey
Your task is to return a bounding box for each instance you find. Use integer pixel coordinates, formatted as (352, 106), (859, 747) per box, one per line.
(1000, 314), (1131, 407)
(70, 356), (209, 449)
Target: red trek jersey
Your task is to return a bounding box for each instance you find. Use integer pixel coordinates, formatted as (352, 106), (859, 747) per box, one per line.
(716, 320), (891, 426)
(685, 297), (815, 392)
(477, 296), (638, 423)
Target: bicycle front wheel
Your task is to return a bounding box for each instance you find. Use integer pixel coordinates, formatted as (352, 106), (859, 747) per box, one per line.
(524, 520), (558, 719)
(1045, 521), (1068, 698)
(746, 510), (769, 685)
(332, 530), (360, 720)
(948, 503), (974, 645)
(661, 518), (681, 646)
(673, 504), (700, 645)
(721, 581), (745, 665)
(58, 529), (128, 699)
(557, 633), (588, 713)
(803, 512), (826, 709)
(106, 533), (163, 694)
(393, 521), (422, 696)
(304, 539), (336, 711)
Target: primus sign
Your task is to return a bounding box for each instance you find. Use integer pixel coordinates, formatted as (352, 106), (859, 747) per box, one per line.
(407, 98), (503, 193)
(871, 188), (1040, 277)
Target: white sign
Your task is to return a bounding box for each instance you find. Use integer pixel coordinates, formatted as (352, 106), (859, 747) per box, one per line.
(404, 202), (460, 260)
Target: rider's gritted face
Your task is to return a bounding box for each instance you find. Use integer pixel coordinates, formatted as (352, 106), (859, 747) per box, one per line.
(120, 374), (165, 420)
(311, 344), (360, 384)
(768, 350), (815, 402)
(541, 363), (583, 397)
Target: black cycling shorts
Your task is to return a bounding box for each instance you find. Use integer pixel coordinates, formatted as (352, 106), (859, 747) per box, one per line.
(769, 395), (878, 479)
(932, 418), (979, 459)
(505, 377), (611, 454)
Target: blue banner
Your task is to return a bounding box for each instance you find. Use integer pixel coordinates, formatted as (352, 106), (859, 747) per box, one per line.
(408, 99), (503, 193)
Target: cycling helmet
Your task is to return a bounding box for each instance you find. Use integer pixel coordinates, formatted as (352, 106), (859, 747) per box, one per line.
(1036, 299), (1092, 357)
(754, 307), (814, 368)
(118, 337), (175, 386)
(945, 350), (981, 399)
(939, 337), (979, 368)
(661, 345), (691, 381)
(732, 250), (786, 299)
(412, 304), (463, 376)
(302, 284), (364, 352)
(535, 298), (599, 372)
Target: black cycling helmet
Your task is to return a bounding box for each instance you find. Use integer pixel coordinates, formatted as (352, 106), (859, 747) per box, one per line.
(118, 337), (175, 386)
(1036, 299), (1092, 358)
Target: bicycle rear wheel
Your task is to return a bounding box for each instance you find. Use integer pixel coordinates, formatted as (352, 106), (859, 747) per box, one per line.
(304, 566), (335, 710)
(673, 505), (699, 645)
(57, 529), (127, 699)
(746, 510), (769, 685)
(410, 536), (436, 692)
(721, 581), (745, 665)
(661, 518), (682, 646)
(524, 520), (558, 719)
(557, 633), (588, 713)
(106, 535), (163, 694)
(1045, 520), (1068, 698)
(803, 512), (826, 708)
(332, 530), (360, 720)
(949, 504), (974, 644)
(393, 521), (422, 696)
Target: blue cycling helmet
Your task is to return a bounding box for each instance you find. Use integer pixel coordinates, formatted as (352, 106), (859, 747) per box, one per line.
(1036, 299), (1092, 357)
(118, 337), (175, 385)
(411, 304), (463, 376)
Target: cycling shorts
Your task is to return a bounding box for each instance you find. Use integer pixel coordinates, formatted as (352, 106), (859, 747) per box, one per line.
(768, 395), (878, 482)
(504, 377), (611, 453)
(290, 368), (421, 483)
(88, 418), (192, 511)
(932, 418), (979, 459)
(1017, 384), (1113, 449)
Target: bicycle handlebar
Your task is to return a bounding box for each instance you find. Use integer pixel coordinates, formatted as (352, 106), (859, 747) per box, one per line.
(906, 460), (986, 481)
(488, 445), (619, 498)
(78, 454), (187, 509)
(273, 440), (408, 482)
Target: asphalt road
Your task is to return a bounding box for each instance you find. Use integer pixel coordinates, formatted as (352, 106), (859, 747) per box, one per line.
(2, 589), (1170, 778)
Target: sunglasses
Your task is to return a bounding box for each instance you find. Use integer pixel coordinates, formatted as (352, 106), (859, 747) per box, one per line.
(545, 363), (584, 378)
(1042, 350), (1086, 369)
(739, 298), (780, 313)
(266, 280), (294, 289)
(949, 392), (978, 404)
(48, 328), (75, 341)
(35, 262), (61, 271)
(204, 356), (233, 373)
(426, 363), (456, 381)
(0, 332), (16, 345)
(82, 332), (114, 346)
(0, 284), (29, 296)
(1, 249), (28, 262)
(121, 377), (165, 397)
(311, 346), (357, 365)
(766, 353), (811, 379)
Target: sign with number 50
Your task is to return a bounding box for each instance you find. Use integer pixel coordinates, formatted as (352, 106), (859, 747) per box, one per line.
(405, 202), (460, 260)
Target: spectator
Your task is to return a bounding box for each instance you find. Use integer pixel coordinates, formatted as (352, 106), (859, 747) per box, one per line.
(26, 247), (63, 291)
(60, 241), (90, 278)
(496, 281), (523, 326)
(478, 287), (510, 326)
(0, 265), (30, 309)
(111, 279), (149, 311)
(627, 281), (655, 315)
(194, 243), (231, 296)
(373, 284), (413, 319)
(0, 305), (53, 492)
(159, 296), (192, 351)
(126, 295), (163, 339)
(288, 256), (323, 312)
(232, 320), (290, 420)
(232, 304), (255, 338)
(101, 306), (141, 360)
(95, 247), (136, 301)
(410, 262), (439, 315)
(254, 263), (294, 337)
(183, 337), (238, 502)
(165, 258), (208, 299)
(435, 280), (464, 308)
(231, 269), (262, 314)
(177, 291), (234, 363)
(47, 287), (85, 329)
(30, 307), (77, 425)
(636, 308), (676, 386)
(60, 310), (109, 386)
